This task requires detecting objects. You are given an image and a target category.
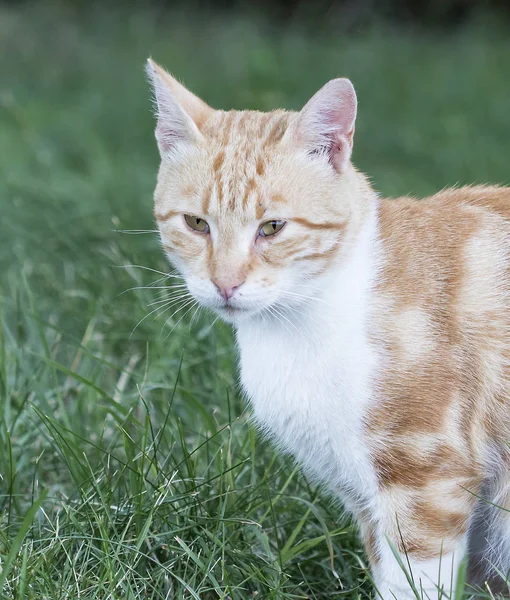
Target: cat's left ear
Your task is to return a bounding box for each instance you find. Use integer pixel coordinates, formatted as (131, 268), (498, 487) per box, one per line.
(289, 78), (357, 173)
(146, 58), (213, 157)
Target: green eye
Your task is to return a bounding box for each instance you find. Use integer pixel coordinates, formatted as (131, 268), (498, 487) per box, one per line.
(259, 220), (286, 237)
(184, 214), (209, 233)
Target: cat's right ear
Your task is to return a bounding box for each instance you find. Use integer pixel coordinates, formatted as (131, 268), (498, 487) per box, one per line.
(146, 58), (213, 157)
(288, 78), (357, 174)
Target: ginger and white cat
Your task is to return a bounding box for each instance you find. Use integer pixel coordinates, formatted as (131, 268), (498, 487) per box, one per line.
(146, 58), (510, 598)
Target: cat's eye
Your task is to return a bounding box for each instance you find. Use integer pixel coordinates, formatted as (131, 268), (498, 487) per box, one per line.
(184, 214), (209, 233)
(259, 220), (286, 237)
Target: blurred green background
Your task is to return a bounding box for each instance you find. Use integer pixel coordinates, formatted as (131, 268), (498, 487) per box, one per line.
(1, 2), (510, 598)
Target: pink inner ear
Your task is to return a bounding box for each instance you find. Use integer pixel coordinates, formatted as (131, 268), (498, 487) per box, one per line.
(324, 105), (355, 134)
(156, 121), (188, 153)
(298, 78), (357, 173)
(330, 135), (353, 172)
(152, 84), (199, 154)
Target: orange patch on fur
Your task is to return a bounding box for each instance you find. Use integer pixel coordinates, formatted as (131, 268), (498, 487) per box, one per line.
(212, 150), (225, 173)
(256, 155), (265, 176)
(220, 111), (236, 145)
(373, 441), (478, 488)
(155, 209), (179, 222)
(413, 499), (471, 539)
(202, 183), (212, 214)
(242, 178), (257, 209)
(293, 216), (345, 231)
(369, 186), (510, 506)
(264, 115), (290, 145)
(181, 184), (197, 197)
(271, 193), (287, 204)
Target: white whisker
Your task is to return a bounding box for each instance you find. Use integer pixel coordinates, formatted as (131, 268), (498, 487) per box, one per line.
(114, 229), (159, 235)
(160, 297), (196, 335)
(279, 300), (309, 321)
(189, 305), (202, 329)
(147, 293), (191, 308)
(201, 315), (220, 337)
(117, 264), (182, 279)
(164, 299), (198, 338)
(150, 285), (189, 297)
(264, 303), (292, 335)
(279, 289), (334, 309)
(129, 297), (185, 339)
(119, 283), (188, 298)
(271, 304), (301, 334)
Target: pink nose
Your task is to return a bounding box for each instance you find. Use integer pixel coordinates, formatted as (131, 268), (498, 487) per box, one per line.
(212, 279), (244, 302)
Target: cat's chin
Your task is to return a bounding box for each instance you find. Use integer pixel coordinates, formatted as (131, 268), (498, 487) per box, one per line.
(214, 305), (255, 324)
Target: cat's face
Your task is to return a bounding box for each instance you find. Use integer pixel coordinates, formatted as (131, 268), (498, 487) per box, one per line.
(148, 59), (361, 324)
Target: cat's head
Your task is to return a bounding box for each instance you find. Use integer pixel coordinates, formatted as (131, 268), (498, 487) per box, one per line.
(147, 59), (367, 324)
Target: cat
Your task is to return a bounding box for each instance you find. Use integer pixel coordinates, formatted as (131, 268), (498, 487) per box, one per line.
(145, 58), (510, 599)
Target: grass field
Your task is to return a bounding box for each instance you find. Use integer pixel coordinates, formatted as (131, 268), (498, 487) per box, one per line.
(2, 3), (510, 598)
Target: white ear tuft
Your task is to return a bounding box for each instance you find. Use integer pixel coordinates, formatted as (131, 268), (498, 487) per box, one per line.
(294, 78), (357, 173)
(145, 58), (213, 157)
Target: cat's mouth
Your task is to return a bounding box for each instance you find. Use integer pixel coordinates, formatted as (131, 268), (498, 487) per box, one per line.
(222, 304), (245, 314)
(217, 302), (253, 321)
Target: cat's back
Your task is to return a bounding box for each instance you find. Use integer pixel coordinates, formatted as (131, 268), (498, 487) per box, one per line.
(375, 185), (510, 326)
(376, 185), (510, 297)
(370, 185), (510, 472)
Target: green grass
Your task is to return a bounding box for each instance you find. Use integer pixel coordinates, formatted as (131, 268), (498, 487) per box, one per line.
(1, 3), (510, 598)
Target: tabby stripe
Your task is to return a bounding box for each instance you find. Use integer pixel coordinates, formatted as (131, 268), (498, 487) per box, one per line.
(271, 193), (287, 204)
(258, 112), (273, 136)
(202, 183), (212, 214)
(212, 150), (225, 173)
(221, 111), (236, 145)
(242, 178), (256, 209)
(264, 117), (288, 146)
(293, 217), (344, 231)
(216, 171), (224, 206)
(256, 155), (265, 176)
(296, 246), (338, 262)
(236, 111), (251, 134)
(155, 209), (179, 222)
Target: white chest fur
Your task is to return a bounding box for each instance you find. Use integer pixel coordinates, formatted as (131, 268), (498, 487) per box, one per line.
(236, 209), (380, 513)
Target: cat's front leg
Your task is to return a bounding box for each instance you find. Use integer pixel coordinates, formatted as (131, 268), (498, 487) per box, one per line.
(372, 538), (467, 600)
(360, 478), (479, 600)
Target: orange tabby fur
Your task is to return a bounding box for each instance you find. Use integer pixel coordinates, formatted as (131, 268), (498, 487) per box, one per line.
(369, 187), (510, 565)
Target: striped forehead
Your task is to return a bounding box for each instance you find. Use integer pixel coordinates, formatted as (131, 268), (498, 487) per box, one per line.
(200, 109), (291, 217)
